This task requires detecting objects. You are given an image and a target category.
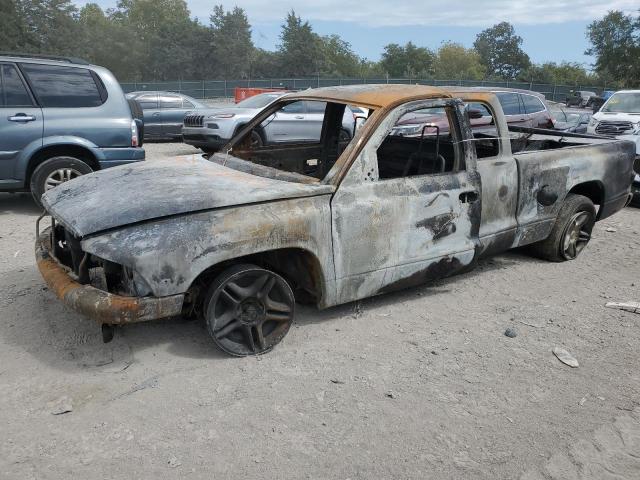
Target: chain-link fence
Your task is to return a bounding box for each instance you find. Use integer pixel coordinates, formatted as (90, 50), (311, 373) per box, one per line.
(119, 78), (611, 103)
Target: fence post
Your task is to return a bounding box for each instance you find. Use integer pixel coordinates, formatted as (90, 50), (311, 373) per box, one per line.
(552, 84), (557, 102)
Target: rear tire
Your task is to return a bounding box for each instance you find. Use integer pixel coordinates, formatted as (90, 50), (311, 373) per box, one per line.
(30, 156), (93, 208)
(529, 194), (595, 262)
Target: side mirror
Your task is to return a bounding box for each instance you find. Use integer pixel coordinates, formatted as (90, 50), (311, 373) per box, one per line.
(468, 109), (483, 119)
(260, 113), (277, 128)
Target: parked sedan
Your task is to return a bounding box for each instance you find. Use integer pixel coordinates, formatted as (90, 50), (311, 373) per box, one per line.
(125, 91), (207, 141)
(183, 92), (359, 152)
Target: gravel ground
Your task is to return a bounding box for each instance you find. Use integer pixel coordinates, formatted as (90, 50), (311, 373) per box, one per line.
(1, 142), (639, 479)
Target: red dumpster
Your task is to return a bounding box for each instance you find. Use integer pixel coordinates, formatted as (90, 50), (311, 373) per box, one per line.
(234, 87), (286, 103)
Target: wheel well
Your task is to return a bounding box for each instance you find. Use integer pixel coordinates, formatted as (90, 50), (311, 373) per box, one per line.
(186, 248), (325, 315)
(568, 181), (604, 212)
(26, 145), (100, 187)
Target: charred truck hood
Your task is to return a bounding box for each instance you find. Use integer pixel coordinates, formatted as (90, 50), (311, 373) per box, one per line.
(41, 156), (334, 237)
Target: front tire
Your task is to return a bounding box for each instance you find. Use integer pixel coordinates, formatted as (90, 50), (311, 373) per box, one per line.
(30, 156), (93, 208)
(250, 130), (264, 148)
(529, 194), (595, 262)
(204, 264), (295, 356)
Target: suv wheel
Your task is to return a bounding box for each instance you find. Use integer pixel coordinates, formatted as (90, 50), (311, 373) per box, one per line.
(30, 156), (93, 207)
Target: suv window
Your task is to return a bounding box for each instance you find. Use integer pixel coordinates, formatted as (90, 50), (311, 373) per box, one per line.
(496, 92), (522, 116)
(137, 94), (158, 109)
(281, 101), (305, 114)
(0, 64), (33, 107)
(306, 101), (326, 113)
(20, 64), (104, 108)
(160, 94), (182, 109)
(522, 95), (545, 114)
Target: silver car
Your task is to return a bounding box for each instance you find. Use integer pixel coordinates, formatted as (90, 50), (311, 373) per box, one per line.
(183, 92), (359, 153)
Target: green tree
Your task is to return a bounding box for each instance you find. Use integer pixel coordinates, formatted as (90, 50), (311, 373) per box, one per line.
(317, 35), (360, 76)
(379, 42), (434, 77)
(77, 4), (134, 80)
(278, 10), (322, 76)
(112, 0), (201, 80)
(210, 5), (253, 78)
(586, 10), (640, 87)
(518, 62), (599, 86)
(474, 22), (530, 79)
(433, 42), (485, 80)
(0, 0), (27, 51)
(7, 0), (80, 55)
(249, 49), (282, 78)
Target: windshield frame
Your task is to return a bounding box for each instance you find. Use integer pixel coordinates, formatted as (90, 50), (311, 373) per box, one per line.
(213, 95), (379, 185)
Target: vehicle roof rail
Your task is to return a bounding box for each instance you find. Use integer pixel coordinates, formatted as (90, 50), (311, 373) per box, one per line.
(0, 52), (90, 65)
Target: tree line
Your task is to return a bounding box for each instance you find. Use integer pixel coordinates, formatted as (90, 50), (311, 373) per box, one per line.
(1, 0), (637, 87)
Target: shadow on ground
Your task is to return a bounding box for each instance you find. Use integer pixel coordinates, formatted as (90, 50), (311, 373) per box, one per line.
(0, 192), (41, 215)
(0, 249), (542, 372)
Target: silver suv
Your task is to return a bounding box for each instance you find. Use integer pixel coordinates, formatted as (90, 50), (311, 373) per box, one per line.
(0, 53), (144, 205)
(183, 92), (359, 152)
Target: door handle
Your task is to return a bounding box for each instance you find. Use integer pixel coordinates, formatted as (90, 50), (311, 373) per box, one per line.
(152, 112), (161, 116)
(459, 191), (479, 203)
(294, 115), (304, 120)
(9, 114), (36, 122)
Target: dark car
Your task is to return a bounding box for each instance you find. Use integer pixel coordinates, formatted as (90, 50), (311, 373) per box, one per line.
(0, 53), (144, 206)
(125, 91), (207, 141)
(590, 90), (615, 113)
(565, 90), (596, 108)
(454, 88), (554, 129)
(551, 109), (592, 133)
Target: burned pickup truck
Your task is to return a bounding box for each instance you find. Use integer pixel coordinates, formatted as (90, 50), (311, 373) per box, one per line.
(35, 85), (636, 355)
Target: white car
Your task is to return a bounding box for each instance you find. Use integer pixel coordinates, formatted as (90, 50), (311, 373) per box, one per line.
(587, 90), (640, 155)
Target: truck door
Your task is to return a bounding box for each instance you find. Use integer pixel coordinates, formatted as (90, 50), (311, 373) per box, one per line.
(330, 100), (481, 305)
(465, 98), (519, 256)
(0, 63), (42, 182)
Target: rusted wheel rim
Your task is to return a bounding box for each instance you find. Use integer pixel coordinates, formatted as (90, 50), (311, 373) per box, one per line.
(207, 269), (294, 356)
(561, 211), (593, 260)
(44, 168), (82, 190)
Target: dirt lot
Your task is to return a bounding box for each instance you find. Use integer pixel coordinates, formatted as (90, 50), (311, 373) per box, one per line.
(1, 142), (639, 479)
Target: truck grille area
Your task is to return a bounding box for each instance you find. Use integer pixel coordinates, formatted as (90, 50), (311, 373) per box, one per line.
(184, 114), (205, 127)
(50, 223), (141, 296)
(595, 121), (634, 136)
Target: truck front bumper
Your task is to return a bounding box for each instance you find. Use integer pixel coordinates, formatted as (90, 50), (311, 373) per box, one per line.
(35, 230), (184, 325)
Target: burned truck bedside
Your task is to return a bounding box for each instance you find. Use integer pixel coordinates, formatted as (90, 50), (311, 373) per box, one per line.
(35, 84), (636, 356)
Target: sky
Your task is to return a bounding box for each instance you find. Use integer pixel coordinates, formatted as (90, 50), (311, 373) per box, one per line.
(75, 0), (640, 67)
